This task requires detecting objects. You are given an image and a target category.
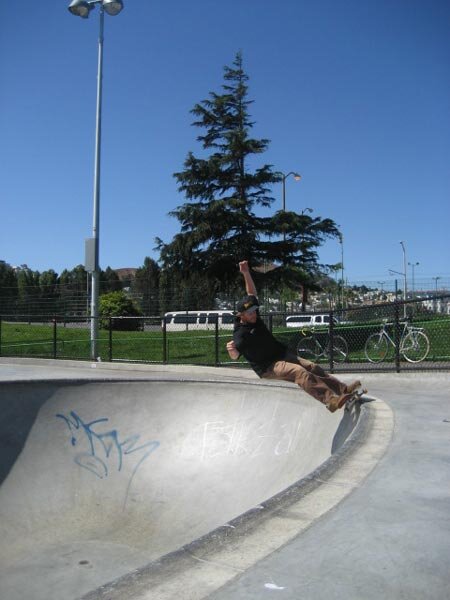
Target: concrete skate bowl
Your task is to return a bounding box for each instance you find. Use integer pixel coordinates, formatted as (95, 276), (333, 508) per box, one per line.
(0, 377), (364, 600)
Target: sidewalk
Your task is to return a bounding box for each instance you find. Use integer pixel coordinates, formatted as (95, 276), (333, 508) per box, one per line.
(209, 372), (450, 600)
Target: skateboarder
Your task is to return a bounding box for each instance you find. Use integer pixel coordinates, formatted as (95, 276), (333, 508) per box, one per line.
(226, 261), (364, 412)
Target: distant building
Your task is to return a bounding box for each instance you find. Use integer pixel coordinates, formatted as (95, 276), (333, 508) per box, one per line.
(114, 268), (137, 282)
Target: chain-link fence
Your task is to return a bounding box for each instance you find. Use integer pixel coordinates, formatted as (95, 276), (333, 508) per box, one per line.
(1, 276), (449, 320)
(1, 295), (449, 372)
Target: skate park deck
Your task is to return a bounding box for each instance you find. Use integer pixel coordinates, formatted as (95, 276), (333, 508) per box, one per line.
(0, 358), (448, 600)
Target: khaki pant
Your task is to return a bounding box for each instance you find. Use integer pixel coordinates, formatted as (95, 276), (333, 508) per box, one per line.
(261, 352), (347, 406)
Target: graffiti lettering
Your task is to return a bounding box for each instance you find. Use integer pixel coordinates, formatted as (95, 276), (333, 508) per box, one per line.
(193, 418), (303, 461)
(56, 411), (160, 488)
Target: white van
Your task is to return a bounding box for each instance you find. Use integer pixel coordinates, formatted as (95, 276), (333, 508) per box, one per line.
(285, 314), (336, 328)
(163, 310), (235, 331)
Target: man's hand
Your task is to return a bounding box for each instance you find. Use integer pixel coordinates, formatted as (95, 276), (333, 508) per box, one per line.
(239, 260), (249, 273)
(226, 340), (240, 360)
(238, 260), (257, 297)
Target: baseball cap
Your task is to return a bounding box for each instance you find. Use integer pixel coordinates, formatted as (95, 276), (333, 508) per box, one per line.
(236, 295), (259, 314)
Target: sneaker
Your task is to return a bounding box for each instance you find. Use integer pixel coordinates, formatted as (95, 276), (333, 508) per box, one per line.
(326, 392), (354, 413)
(345, 380), (361, 394)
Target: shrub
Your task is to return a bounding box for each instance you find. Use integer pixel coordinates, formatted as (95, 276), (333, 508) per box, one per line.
(99, 291), (142, 330)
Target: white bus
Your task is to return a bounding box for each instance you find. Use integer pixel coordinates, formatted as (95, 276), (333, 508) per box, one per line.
(285, 314), (337, 328)
(163, 310), (235, 331)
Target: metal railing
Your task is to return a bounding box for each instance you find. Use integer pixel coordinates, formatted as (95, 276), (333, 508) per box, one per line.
(1, 295), (449, 372)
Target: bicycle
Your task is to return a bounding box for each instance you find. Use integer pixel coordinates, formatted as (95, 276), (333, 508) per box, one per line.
(296, 327), (348, 363)
(364, 321), (430, 363)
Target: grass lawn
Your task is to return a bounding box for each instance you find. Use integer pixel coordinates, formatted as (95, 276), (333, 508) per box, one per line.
(1, 317), (449, 366)
(0, 321), (236, 365)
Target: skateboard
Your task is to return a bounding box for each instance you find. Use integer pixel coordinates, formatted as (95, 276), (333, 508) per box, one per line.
(344, 388), (368, 411)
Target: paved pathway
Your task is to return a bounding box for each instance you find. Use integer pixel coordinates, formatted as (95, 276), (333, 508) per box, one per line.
(209, 372), (450, 600)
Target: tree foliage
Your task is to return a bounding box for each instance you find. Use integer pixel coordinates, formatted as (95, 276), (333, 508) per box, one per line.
(131, 257), (160, 315)
(156, 52), (340, 306)
(0, 261), (144, 317)
(99, 290), (141, 330)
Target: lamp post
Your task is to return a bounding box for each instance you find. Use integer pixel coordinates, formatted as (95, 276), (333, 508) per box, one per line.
(68, 0), (124, 360)
(277, 171), (301, 244)
(399, 241), (407, 300)
(278, 171), (301, 212)
(433, 276), (441, 313)
(389, 268), (407, 319)
(408, 261), (419, 297)
(399, 241), (407, 318)
(433, 276), (441, 295)
(338, 233), (344, 309)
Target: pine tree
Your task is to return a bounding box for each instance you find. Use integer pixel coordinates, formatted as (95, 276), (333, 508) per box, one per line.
(132, 257), (160, 315)
(157, 52), (279, 296)
(157, 52), (340, 305)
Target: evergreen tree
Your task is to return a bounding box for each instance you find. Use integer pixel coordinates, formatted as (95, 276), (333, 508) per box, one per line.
(101, 267), (122, 293)
(156, 51), (340, 302)
(57, 265), (88, 315)
(132, 257), (160, 315)
(16, 266), (41, 311)
(58, 265), (87, 292)
(156, 51), (280, 299)
(39, 269), (59, 313)
(39, 270), (58, 291)
(261, 210), (340, 309)
(0, 261), (18, 313)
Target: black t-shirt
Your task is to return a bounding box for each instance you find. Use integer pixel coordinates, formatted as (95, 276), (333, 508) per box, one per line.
(233, 314), (287, 376)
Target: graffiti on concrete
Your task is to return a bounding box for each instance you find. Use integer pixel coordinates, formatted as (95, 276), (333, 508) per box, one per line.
(56, 411), (160, 486)
(181, 414), (304, 461)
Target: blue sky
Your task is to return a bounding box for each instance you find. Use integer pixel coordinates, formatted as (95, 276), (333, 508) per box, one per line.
(1, 0), (449, 287)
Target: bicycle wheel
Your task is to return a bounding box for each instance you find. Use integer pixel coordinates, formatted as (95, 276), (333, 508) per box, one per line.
(297, 336), (319, 361)
(401, 331), (430, 363)
(330, 335), (348, 363)
(365, 333), (389, 363)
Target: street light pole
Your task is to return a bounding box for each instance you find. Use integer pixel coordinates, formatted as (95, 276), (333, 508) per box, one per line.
(89, 4), (104, 361)
(68, 0), (124, 360)
(339, 233), (344, 309)
(433, 276), (441, 313)
(277, 171), (301, 244)
(399, 241), (407, 318)
(389, 268), (406, 318)
(408, 261), (419, 297)
(433, 276), (441, 295)
(279, 171), (301, 212)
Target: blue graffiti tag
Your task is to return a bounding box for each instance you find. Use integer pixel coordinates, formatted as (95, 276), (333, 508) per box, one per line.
(56, 411), (160, 486)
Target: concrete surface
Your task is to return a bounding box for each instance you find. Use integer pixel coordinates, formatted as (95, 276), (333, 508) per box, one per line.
(0, 358), (366, 600)
(208, 372), (450, 600)
(0, 358), (448, 600)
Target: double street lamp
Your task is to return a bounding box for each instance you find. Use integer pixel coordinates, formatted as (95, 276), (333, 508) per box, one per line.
(68, 0), (124, 360)
(69, 0), (123, 17)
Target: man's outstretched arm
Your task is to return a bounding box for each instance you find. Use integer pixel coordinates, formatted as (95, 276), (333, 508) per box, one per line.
(239, 260), (257, 297)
